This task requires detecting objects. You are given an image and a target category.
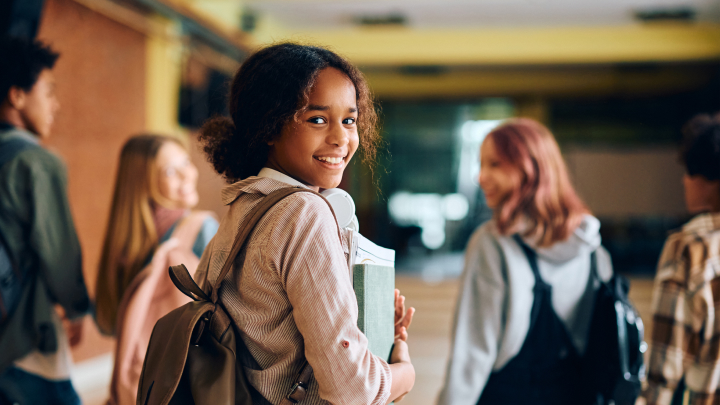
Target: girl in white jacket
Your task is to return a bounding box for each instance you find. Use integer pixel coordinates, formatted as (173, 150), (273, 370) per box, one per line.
(438, 118), (612, 405)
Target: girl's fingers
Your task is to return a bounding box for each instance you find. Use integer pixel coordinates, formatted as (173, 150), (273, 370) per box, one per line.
(394, 307), (416, 341)
(394, 326), (408, 341)
(395, 295), (407, 325)
(403, 307), (415, 328)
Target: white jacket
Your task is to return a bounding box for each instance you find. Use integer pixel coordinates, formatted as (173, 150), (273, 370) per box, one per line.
(437, 214), (613, 405)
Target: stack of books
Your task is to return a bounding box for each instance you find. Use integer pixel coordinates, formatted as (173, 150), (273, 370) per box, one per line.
(348, 231), (396, 362)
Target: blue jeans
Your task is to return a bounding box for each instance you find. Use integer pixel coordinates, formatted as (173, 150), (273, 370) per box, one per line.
(0, 367), (81, 405)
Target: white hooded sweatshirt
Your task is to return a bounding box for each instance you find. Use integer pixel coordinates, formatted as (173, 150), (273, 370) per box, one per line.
(437, 214), (613, 405)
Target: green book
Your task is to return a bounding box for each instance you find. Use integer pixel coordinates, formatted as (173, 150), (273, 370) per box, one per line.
(353, 263), (395, 362)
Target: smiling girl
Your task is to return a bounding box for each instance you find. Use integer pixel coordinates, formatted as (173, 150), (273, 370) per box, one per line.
(194, 43), (415, 404)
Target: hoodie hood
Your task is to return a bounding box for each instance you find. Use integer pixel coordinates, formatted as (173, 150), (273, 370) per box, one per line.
(519, 214), (602, 264)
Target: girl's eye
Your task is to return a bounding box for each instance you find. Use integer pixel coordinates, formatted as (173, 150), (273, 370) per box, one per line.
(308, 117), (326, 124)
(343, 117), (356, 125)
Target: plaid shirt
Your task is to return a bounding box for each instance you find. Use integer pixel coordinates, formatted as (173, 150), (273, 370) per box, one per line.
(644, 212), (720, 405)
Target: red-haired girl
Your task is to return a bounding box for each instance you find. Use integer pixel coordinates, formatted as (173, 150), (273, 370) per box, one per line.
(438, 118), (612, 405)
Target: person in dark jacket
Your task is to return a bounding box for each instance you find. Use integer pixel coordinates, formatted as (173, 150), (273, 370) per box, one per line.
(0, 36), (90, 405)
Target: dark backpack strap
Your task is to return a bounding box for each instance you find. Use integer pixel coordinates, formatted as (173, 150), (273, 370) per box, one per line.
(589, 250), (600, 283)
(512, 234), (547, 287)
(512, 234), (549, 331)
(169, 264), (210, 302)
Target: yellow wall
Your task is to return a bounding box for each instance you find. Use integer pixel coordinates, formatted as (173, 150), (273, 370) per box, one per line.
(253, 23), (720, 66)
(145, 15), (183, 134)
(248, 21), (720, 99)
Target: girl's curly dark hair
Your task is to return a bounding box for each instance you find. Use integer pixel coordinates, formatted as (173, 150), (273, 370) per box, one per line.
(198, 43), (379, 183)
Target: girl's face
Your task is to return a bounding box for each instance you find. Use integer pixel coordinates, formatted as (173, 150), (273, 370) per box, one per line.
(479, 136), (521, 209)
(266, 67), (359, 192)
(155, 141), (199, 209)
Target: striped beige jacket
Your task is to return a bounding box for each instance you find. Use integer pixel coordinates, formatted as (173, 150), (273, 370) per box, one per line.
(644, 212), (720, 405)
(193, 176), (391, 405)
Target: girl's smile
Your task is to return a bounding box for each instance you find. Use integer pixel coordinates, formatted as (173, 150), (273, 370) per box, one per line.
(479, 136), (520, 209)
(155, 141), (199, 209)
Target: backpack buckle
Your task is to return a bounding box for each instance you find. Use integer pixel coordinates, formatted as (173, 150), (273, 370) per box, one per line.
(286, 381), (308, 403)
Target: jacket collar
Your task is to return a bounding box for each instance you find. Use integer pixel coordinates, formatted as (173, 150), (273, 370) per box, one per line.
(0, 124), (40, 145)
(221, 175), (311, 206)
(683, 212), (720, 234)
(257, 167), (306, 188)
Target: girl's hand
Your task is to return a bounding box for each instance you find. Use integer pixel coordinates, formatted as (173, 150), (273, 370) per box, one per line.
(388, 339), (414, 403)
(394, 289), (415, 341)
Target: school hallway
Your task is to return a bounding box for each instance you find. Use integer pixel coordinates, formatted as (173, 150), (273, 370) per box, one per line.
(72, 271), (655, 405)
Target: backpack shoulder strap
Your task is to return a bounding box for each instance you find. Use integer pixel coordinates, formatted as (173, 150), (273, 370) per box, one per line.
(169, 264), (210, 303)
(589, 250), (599, 281)
(167, 189), (329, 305)
(511, 234), (547, 288)
(512, 234), (551, 334)
(209, 187), (338, 302)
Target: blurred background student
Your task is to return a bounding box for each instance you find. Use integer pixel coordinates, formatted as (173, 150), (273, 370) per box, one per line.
(0, 35), (90, 405)
(643, 115), (720, 405)
(94, 134), (217, 405)
(437, 119), (613, 405)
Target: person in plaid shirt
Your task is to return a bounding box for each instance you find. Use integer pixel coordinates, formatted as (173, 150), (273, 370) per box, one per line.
(644, 115), (720, 405)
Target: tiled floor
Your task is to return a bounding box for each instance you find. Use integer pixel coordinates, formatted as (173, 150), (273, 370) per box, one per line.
(73, 274), (655, 405)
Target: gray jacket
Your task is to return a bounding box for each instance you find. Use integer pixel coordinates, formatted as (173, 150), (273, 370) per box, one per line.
(437, 214), (613, 405)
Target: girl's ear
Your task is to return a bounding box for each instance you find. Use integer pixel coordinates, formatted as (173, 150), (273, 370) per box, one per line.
(267, 141), (274, 146)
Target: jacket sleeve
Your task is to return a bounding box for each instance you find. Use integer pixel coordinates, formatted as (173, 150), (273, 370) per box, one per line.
(24, 150), (89, 319)
(268, 194), (392, 405)
(437, 226), (506, 405)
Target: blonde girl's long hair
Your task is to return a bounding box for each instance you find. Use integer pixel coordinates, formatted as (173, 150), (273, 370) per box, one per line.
(95, 134), (186, 335)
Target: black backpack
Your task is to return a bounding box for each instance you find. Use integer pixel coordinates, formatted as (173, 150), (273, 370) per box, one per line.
(582, 250), (646, 405)
(0, 136), (39, 323)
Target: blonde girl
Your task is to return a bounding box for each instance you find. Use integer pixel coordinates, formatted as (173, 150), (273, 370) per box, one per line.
(95, 134), (218, 405)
